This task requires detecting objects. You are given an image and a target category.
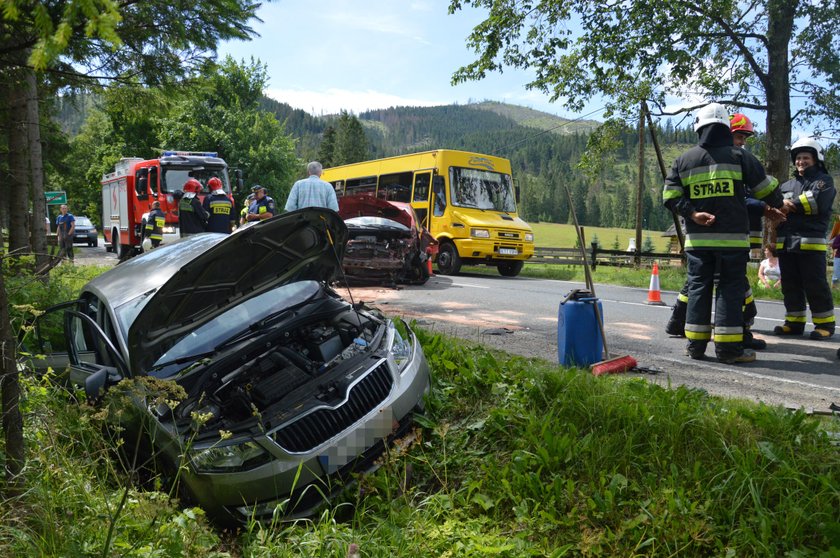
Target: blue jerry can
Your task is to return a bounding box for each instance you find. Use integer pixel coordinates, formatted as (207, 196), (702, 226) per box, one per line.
(557, 290), (604, 367)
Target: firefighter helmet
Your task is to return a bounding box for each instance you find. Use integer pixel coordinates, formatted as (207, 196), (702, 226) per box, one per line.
(183, 178), (202, 193)
(729, 113), (754, 136)
(790, 137), (824, 164)
(207, 176), (222, 190)
(694, 103), (730, 132)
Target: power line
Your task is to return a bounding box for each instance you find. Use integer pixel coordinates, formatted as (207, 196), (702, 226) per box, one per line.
(501, 106), (608, 151)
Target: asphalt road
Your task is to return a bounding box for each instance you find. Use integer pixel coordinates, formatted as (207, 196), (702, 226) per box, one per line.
(71, 242), (840, 412)
(342, 272), (840, 413)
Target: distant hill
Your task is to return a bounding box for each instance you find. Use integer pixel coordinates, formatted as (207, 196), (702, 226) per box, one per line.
(470, 101), (600, 135)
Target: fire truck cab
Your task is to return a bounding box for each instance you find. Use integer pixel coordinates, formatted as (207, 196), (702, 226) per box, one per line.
(101, 151), (235, 259)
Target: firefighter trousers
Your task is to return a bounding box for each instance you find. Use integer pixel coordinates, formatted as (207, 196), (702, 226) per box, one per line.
(669, 270), (757, 331)
(778, 251), (835, 333)
(685, 250), (749, 357)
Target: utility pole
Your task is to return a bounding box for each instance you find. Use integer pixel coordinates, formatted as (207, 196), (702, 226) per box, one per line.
(635, 102), (645, 267)
(644, 101), (684, 254)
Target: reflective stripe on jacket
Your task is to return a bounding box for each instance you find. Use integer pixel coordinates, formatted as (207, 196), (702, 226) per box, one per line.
(663, 138), (782, 251)
(776, 166), (835, 252)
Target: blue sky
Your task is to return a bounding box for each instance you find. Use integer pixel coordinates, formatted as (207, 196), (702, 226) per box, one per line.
(216, 0), (601, 120)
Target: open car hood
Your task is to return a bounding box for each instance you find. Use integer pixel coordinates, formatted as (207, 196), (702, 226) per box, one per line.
(127, 208), (347, 374)
(338, 195), (413, 229)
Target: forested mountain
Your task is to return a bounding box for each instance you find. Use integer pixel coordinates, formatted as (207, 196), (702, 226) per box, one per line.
(251, 98), (697, 231)
(54, 92), (700, 231)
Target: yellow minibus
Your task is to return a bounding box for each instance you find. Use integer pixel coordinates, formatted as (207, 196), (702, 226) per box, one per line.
(322, 149), (534, 276)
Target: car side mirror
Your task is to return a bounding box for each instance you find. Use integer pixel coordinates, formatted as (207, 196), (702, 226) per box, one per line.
(515, 185), (521, 205)
(84, 365), (123, 402)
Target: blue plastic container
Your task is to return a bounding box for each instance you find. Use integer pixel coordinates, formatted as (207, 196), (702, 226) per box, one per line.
(557, 291), (604, 367)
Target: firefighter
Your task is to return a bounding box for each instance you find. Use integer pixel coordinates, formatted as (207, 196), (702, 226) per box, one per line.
(245, 185), (276, 222)
(202, 176), (236, 233)
(664, 112), (783, 350)
(145, 201), (166, 248)
(773, 138), (836, 339)
(663, 103), (783, 364)
(179, 178), (208, 236)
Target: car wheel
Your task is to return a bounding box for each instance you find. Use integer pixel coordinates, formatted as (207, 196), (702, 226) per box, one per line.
(93, 238), (98, 248)
(497, 261), (524, 277)
(436, 242), (461, 276)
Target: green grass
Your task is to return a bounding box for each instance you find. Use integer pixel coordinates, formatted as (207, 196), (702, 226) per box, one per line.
(3, 258), (840, 557)
(530, 221), (672, 252)
(3, 331), (839, 556)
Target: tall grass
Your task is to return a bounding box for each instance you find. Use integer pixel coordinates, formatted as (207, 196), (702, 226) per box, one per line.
(2, 263), (839, 556)
(2, 332), (838, 556)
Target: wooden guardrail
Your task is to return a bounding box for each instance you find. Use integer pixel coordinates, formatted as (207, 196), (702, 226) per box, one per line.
(531, 245), (686, 270)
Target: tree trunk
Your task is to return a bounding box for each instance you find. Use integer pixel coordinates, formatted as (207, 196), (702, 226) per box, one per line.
(763, 0), (795, 183)
(0, 230), (25, 495)
(26, 68), (48, 269)
(7, 76), (30, 257)
(0, 79), (8, 234)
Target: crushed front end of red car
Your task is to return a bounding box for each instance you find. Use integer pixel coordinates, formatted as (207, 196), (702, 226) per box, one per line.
(338, 195), (437, 286)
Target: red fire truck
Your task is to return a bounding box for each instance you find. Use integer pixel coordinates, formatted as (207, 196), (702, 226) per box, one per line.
(101, 151), (237, 259)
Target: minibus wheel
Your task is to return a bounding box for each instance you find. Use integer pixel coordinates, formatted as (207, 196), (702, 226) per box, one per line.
(437, 242), (462, 275)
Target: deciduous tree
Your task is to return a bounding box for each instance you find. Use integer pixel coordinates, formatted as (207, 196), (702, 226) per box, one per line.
(450, 0), (840, 181)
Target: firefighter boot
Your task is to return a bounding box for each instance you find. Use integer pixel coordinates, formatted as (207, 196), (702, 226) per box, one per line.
(717, 349), (757, 365)
(773, 324), (804, 336)
(666, 300), (687, 337)
(684, 341), (707, 361)
(743, 328), (767, 350)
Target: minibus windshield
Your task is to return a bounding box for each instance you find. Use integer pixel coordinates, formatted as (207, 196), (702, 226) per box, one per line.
(449, 167), (516, 212)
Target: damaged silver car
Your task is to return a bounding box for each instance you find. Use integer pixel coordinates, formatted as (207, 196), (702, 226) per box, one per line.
(29, 208), (431, 526)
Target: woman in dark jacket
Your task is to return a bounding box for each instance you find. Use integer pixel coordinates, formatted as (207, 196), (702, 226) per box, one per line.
(774, 138), (836, 339)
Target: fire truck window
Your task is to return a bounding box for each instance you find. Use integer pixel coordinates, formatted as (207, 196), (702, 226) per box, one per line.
(149, 167), (159, 195)
(135, 169), (149, 200)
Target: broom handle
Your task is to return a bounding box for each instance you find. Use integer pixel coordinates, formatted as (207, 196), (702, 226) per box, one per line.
(564, 184), (610, 360)
(580, 227), (610, 360)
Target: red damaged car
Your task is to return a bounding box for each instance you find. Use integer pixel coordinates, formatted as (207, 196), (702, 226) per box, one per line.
(338, 195), (438, 286)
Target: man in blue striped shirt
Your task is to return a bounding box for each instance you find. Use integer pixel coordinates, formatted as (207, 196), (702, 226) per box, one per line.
(284, 161), (339, 212)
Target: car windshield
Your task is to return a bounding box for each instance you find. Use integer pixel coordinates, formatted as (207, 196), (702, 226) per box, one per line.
(76, 217), (93, 226)
(449, 167), (516, 212)
(346, 216), (410, 232)
(149, 281), (321, 377)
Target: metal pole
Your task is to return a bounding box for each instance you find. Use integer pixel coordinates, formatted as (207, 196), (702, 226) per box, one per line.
(644, 102), (685, 253)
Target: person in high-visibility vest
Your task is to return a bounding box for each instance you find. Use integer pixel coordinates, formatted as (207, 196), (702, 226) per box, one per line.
(664, 112), (785, 351)
(773, 137), (836, 339)
(662, 103), (784, 364)
(202, 177), (236, 233)
(145, 201), (166, 248)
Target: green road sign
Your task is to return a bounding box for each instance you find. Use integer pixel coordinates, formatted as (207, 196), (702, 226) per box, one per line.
(45, 191), (67, 205)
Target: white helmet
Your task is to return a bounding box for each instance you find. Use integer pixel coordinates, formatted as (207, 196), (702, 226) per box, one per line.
(790, 137), (824, 164)
(693, 103), (730, 132)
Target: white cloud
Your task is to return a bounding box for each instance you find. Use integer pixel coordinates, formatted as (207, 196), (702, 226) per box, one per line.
(265, 87), (447, 116)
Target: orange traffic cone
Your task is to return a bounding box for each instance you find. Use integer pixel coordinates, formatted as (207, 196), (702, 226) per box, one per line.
(646, 261), (666, 305)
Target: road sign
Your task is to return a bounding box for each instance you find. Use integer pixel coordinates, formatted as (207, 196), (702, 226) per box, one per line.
(45, 191), (67, 205)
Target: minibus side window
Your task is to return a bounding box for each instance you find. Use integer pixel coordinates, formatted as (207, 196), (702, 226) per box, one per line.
(432, 176), (447, 217)
(413, 172), (431, 228)
(379, 172), (412, 202)
(345, 176), (377, 196)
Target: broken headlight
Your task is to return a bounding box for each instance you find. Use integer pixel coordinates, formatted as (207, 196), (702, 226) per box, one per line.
(388, 321), (412, 373)
(190, 440), (272, 473)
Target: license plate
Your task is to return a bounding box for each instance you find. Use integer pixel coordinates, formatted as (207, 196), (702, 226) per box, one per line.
(499, 248), (518, 255)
